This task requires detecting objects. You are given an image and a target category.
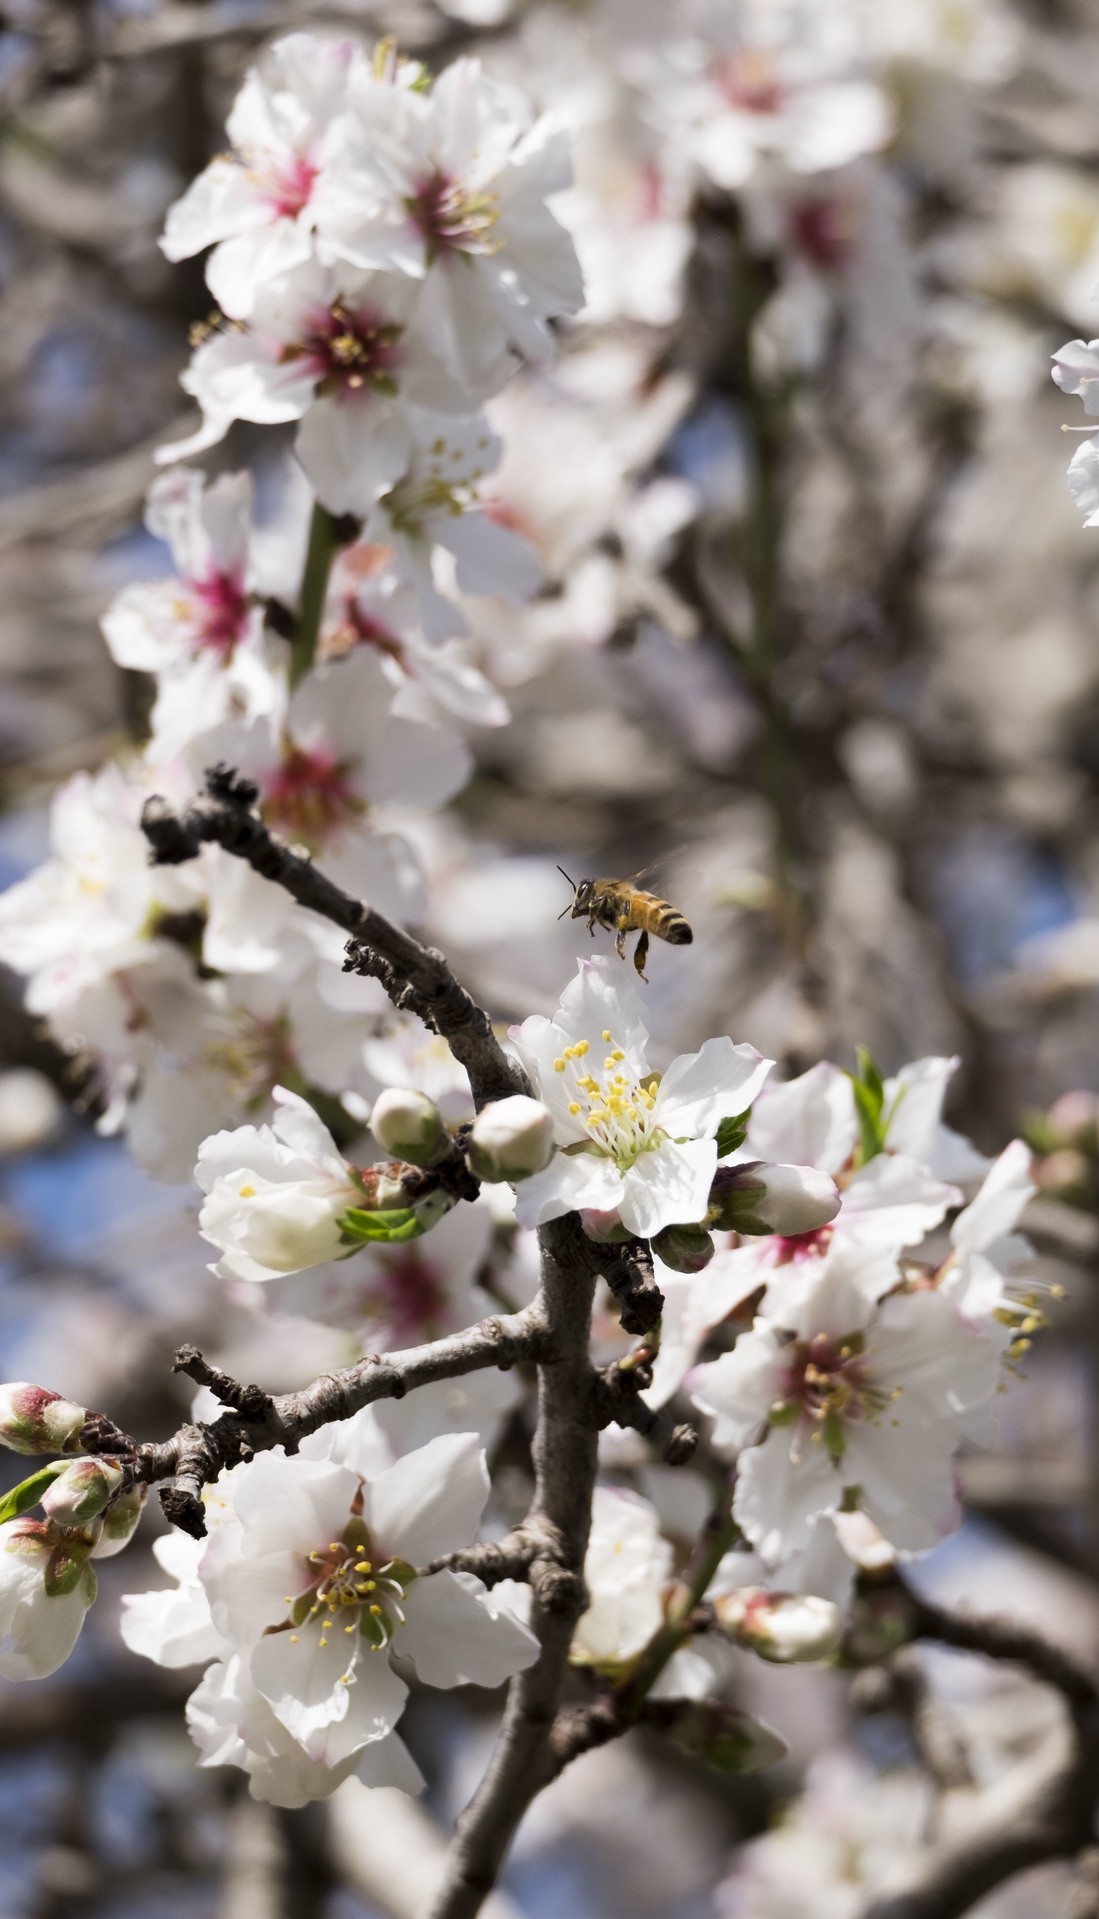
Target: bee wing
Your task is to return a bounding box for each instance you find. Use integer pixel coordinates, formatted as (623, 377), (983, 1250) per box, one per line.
(621, 843), (689, 888)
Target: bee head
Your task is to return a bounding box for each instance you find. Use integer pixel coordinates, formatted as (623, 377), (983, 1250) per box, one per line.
(556, 875), (590, 924)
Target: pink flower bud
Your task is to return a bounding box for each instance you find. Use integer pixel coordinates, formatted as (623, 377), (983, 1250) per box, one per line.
(714, 1588), (843, 1664)
(650, 1222), (714, 1273)
(707, 1161), (840, 1236)
(0, 1385), (86, 1457)
(469, 1096), (555, 1182)
(42, 1458), (126, 1527)
(369, 1088), (448, 1167)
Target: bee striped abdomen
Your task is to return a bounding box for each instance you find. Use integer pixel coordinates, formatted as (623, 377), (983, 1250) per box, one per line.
(637, 892), (693, 945)
(662, 915), (692, 945)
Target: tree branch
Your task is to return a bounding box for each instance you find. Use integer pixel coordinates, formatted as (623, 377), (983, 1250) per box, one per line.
(588, 1358), (698, 1466)
(426, 1215), (604, 1919)
(859, 1580), (1099, 1919)
(134, 1306), (548, 1537)
(140, 766), (528, 1109)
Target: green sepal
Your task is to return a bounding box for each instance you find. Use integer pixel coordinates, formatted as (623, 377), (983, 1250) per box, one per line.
(339, 1207), (426, 1247)
(45, 1552), (96, 1601)
(360, 1607), (391, 1649)
(854, 1045), (884, 1108)
(849, 1049), (887, 1168)
(381, 1556), (417, 1592)
(0, 1461), (68, 1526)
(821, 1409), (847, 1462)
(715, 1111), (751, 1159)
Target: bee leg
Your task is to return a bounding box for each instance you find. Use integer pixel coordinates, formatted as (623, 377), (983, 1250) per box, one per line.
(633, 930), (650, 980)
(615, 927), (627, 961)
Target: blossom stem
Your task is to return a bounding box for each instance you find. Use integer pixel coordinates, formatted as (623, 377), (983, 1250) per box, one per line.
(291, 501), (340, 685)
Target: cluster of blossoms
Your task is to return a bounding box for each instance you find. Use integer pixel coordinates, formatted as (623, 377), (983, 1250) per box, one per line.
(0, 34), (584, 1181)
(0, 12), (1070, 1892)
(0, 942), (1044, 1817)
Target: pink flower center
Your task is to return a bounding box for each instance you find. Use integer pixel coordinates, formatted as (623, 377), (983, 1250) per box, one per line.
(769, 1224), (835, 1266)
(407, 170), (501, 258)
(262, 745), (363, 849)
(262, 153), (319, 220)
(286, 302), (403, 398)
(190, 568), (251, 657)
(779, 1332), (869, 1417)
(331, 594), (407, 668)
(718, 49), (785, 115)
(365, 1246), (450, 1344)
(789, 196), (854, 273)
(203, 1011), (298, 1106)
(771, 1330), (892, 1458)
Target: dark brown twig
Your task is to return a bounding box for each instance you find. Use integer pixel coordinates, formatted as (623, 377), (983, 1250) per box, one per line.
(141, 767), (528, 1109)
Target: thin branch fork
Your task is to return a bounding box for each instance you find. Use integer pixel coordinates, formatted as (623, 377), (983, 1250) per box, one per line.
(858, 1580), (1099, 1919)
(136, 1305), (549, 1538)
(140, 766), (528, 1109)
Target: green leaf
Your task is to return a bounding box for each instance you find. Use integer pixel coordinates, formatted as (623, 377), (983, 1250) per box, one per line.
(851, 1079), (887, 1167)
(854, 1045), (884, 1108)
(339, 1206), (427, 1247)
(0, 1461), (67, 1526)
(715, 1111), (750, 1159)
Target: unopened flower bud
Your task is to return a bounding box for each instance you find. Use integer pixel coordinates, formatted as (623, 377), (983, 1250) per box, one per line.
(580, 1208), (634, 1245)
(1035, 1147), (1090, 1199)
(0, 1385), (86, 1457)
(468, 1096), (555, 1182)
(707, 1161), (840, 1237)
(648, 1698), (786, 1773)
(1048, 1090), (1099, 1146)
(369, 1088), (448, 1168)
(42, 1458), (126, 1527)
(650, 1222), (714, 1273)
(713, 1588), (844, 1664)
(92, 1482), (147, 1558)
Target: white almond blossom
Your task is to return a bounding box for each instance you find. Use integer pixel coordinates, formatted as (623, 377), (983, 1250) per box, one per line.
(365, 411), (542, 642)
(102, 469), (284, 764)
(0, 1519), (98, 1681)
(508, 957), (772, 1237)
(1052, 339), (1099, 415)
(160, 34), (357, 319)
(195, 647), (468, 972)
(327, 555), (509, 727)
(0, 760), (204, 1024)
(186, 1652), (425, 1808)
(936, 1139), (1041, 1430)
(197, 1085), (366, 1285)
(690, 1241), (999, 1562)
(645, 1057), (972, 1402)
(316, 56), (584, 404)
(194, 1427), (537, 1768)
(260, 1195), (495, 1344)
(569, 1484), (672, 1673)
(121, 1493), (424, 1806)
(646, 2), (893, 195)
(360, 1015), (474, 1126)
(159, 260), (451, 511)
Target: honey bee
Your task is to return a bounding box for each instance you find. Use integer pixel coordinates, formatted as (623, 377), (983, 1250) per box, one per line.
(557, 857), (693, 980)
